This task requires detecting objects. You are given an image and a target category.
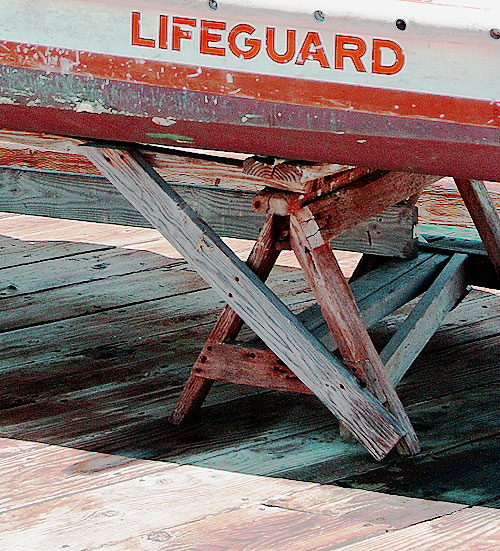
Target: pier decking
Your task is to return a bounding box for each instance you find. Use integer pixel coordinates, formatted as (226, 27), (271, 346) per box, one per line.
(0, 212), (499, 549)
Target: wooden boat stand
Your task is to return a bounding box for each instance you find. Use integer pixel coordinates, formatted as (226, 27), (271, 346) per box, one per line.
(1, 132), (500, 461)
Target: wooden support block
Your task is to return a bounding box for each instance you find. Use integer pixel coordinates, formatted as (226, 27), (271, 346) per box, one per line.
(82, 146), (405, 460)
(243, 156), (370, 193)
(295, 171), (440, 243)
(454, 178), (500, 278)
(252, 169), (375, 215)
(381, 254), (469, 386)
(289, 213), (420, 455)
(170, 214), (283, 424)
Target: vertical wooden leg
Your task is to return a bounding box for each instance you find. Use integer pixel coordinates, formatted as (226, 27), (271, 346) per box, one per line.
(169, 214), (283, 424)
(454, 178), (500, 278)
(290, 210), (420, 455)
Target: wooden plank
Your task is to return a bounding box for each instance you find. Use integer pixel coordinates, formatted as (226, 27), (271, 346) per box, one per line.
(192, 342), (312, 394)
(184, 382), (500, 479)
(0, 167), (264, 240)
(0, 438), (176, 514)
(0, 168), (418, 257)
(0, 212), (19, 220)
(335, 436), (500, 506)
(418, 228), (499, 289)
(0, 262), (313, 371)
(333, 506), (500, 551)
(82, 146), (404, 460)
(0, 264), (206, 331)
(290, 214), (419, 455)
(0, 235), (112, 270)
(0, 211), (162, 246)
(264, 485), (464, 526)
(296, 172), (440, 244)
(0, 462), (314, 550)
(332, 204), (418, 258)
(0, 130), (266, 192)
(170, 214), (283, 424)
(454, 178), (500, 278)
(300, 252), (450, 349)
(348, 254), (388, 283)
(381, 254), (469, 386)
(0, 246), (183, 298)
(90, 497), (464, 551)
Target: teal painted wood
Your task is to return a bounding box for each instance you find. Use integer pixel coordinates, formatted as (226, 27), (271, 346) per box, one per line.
(382, 254), (469, 386)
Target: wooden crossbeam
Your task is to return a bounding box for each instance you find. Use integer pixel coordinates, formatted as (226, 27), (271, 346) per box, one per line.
(382, 254), (469, 386)
(82, 146), (405, 460)
(191, 342), (312, 394)
(289, 172), (441, 243)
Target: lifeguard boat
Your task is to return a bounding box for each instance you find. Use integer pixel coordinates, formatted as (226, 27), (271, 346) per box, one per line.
(0, 0), (499, 179)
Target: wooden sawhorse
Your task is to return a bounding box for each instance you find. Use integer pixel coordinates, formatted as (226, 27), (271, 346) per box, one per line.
(169, 164), (481, 456)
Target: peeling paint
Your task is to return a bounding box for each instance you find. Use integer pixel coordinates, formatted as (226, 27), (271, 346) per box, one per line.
(241, 113), (262, 123)
(152, 116), (177, 127)
(146, 132), (195, 143)
(74, 100), (109, 114)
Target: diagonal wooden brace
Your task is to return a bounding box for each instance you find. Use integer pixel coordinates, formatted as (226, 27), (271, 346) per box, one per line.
(82, 146), (405, 460)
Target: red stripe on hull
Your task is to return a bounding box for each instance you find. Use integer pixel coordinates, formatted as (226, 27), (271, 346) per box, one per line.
(1, 40), (499, 128)
(1, 103), (499, 181)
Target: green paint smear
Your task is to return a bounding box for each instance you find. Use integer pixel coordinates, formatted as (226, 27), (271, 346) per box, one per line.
(146, 132), (195, 143)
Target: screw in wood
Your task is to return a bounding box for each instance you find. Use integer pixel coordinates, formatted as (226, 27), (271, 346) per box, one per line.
(314, 10), (325, 22)
(396, 19), (407, 31)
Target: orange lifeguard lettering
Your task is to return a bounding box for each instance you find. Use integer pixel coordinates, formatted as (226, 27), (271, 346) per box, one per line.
(372, 39), (405, 75)
(266, 28), (296, 64)
(200, 20), (226, 56)
(159, 15), (168, 49)
(296, 32), (330, 68)
(131, 12), (155, 48)
(228, 24), (261, 59)
(335, 35), (367, 72)
(172, 17), (196, 51)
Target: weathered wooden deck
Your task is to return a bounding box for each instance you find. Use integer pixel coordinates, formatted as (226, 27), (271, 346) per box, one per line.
(1, 212), (499, 549)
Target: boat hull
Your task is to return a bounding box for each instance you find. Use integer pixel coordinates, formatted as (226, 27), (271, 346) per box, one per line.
(1, 0), (499, 178)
